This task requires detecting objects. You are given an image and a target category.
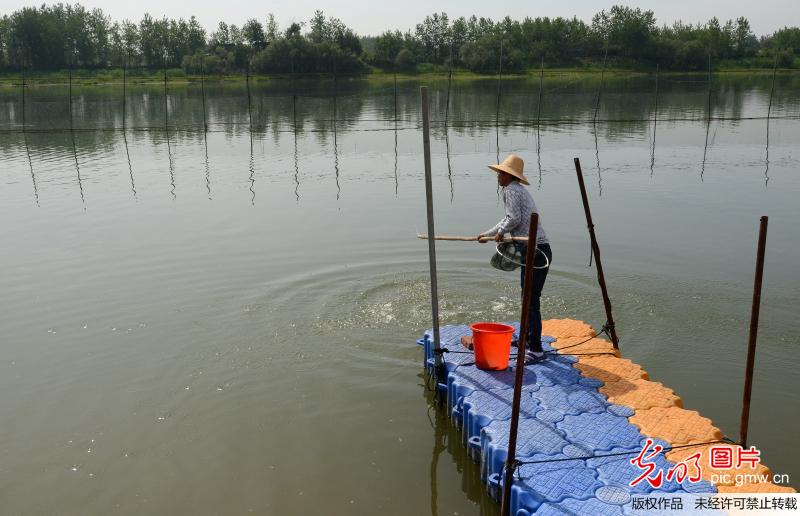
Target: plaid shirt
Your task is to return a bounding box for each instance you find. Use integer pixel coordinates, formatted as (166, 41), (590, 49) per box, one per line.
(484, 181), (549, 244)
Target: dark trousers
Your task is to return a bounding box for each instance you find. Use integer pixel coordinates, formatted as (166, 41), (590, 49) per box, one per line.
(518, 243), (552, 353)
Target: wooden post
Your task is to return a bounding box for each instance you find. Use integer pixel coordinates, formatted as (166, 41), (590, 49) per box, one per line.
(393, 70), (398, 123)
(246, 61), (253, 132)
(333, 56), (340, 199)
(495, 40), (503, 163)
(420, 86), (443, 387)
(68, 55), (74, 131)
(21, 58), (38, 206)
(740, 216), (768, 448)
(122, 54), (127, 130)
(650, 63), (659, 173)
(68, 47), (84, 204)
(536, 57), (544, 130)
(445, 44), (453, 128)
(764, 54), (778, 185)
(21, 61), (26, 131)
(702, 54), (712, 179)
(163, 49), (169, 131)
(332, 56), (337, 131)
(574, 158), (620, 348)
(200, 57), (208, 132)
(536, 57), (544, 184)
(500, 213), (539, 516)
(393, 70), (399, 195)
(594, 43), (609, 122)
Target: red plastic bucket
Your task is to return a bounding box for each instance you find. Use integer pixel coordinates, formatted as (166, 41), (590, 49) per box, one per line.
(470, 322), (515, 370)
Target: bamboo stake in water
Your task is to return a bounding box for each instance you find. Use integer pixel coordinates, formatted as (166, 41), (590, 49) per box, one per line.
(333, 56), (340, 200)
(650, 63), (659, 175)
(420, 86), (443, 394)
(445, 44), (453, 128)
(593, 43), (609, 122)
(68, 47), (84, 205)
(200, 57), (208, 132)
(500, 213), (539, 516)
(393, 70), (398, 196)
(701, 54), (712, 180)
(246, 61), (253, 132)
(122, 54), (127, 130)
(740, 216), (768, 449)
(163, 48), (175, 199)
(495, 40), (503, 163)
(21, 57), (38, 206)
(764, 54), (778, 186)
(574, 158), (619, 348)
(536, 57), (544, 187)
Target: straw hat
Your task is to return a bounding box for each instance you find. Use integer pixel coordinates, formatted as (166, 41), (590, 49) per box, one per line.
(488, 154), (530, 186)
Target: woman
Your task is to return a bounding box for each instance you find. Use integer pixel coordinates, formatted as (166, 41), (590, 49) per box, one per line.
(479, 154), (552, 361)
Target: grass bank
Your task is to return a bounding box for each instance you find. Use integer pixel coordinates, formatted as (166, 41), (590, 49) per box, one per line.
(0, 65), (798, 87)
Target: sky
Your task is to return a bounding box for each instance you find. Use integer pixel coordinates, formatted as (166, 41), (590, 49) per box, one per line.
(0, 0), (797, 37)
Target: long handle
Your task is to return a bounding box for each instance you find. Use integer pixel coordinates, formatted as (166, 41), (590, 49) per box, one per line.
(574, 157), (620, 349)
(740, 216), (768, 448)
(500, 213), (538, 516)
(417, 234), (528, 243)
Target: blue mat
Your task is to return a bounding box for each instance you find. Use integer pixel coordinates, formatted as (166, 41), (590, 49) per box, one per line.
(417, 324), (717, 515)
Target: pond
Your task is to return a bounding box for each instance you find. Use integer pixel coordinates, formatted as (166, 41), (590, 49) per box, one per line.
(1, 72), (798, 514)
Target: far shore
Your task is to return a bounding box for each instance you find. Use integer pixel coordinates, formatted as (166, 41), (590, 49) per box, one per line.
(1, 66), (798, 87)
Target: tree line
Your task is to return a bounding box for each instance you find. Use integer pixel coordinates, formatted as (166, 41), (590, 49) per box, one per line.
(1, 4), (798, 74)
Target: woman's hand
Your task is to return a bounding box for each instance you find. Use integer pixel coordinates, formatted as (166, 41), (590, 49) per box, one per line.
(494, 233), (504, 242)
(477, 233), (487, 243)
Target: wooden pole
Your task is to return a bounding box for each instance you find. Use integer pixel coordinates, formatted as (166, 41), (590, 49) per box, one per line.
(68, 47), (84, 205)
(574, 158), (620, 348)
(200, 57), (208, 132)
(332, 56), (337, 131)
(536, 57), (544, 130)
(764, 54), (778, 185)
(650, 63), (659, 174)
(536, 57), (544, 185)
(21, 57), (38, 206)
(702, 54), (712, 179)
(500, 213), (539, 516)
(393, 70), (398, 196)
(495, 40), (503, 163)
(417, 234), (528, 243)
(594, 43), (609, 122)
(246, 61), (253, 133)
(393, 70), (398, 123)
(122, 54), (127, 130)
(163, 49), (169, 131)
(740, 216), (768, 448)
(68, 55), (74, 132)
(420, 86), (443, 389)
(445, 44), (453, 128)
(21, 61), (26, 131)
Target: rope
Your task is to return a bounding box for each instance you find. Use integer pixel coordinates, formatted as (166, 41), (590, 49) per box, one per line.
(545, 322), (613, 354)
(435, 321), (614, 359)
(3, 115), (798, 136)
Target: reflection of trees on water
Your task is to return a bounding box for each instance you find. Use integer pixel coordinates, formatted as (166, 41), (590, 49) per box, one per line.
(0, 74), (797, 155)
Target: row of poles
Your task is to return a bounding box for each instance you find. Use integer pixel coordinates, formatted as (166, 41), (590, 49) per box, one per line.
(16, 53), (789, 132)
(13, 52), (784, 205)
(419, 85), (769, 515)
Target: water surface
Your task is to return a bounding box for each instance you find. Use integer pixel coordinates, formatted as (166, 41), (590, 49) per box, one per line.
(1, 72), (799, 514)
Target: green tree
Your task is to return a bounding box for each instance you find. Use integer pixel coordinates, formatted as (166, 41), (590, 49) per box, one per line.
(372, 30), (404, 67)
(592, 5), (656, 59)
(243, 18), (266, 49)
(415, 12), (449, 63)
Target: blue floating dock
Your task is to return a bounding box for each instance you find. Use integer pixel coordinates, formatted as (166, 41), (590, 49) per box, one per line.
(416, 322), (718, 514)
